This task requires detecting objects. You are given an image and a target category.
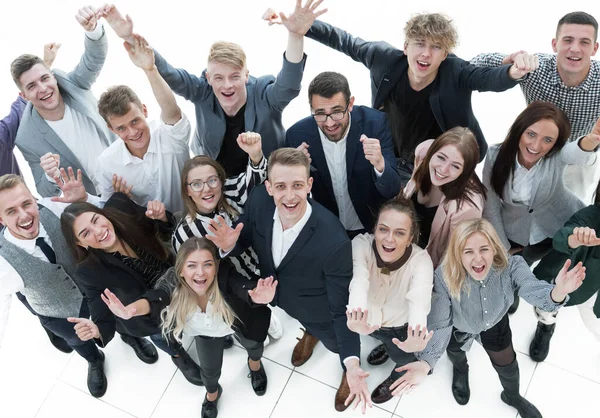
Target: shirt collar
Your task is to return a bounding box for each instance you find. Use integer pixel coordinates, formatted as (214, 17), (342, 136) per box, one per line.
(3, 218), (49, 254)
(120, 136), (156, 165)
(273, 201), (313, 233)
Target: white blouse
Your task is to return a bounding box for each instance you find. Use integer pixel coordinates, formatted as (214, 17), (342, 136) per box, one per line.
(183, 301), (234, 338)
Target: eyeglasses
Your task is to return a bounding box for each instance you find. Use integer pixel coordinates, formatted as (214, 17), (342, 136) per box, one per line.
(186, 176), (221, 192)
(312, 105), (349, 122)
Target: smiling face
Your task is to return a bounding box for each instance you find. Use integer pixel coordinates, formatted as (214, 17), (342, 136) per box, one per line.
(107, 103), (151, 158)
(428, 144), (464, 186)
(0, 183), (40, 240)
(206, 61), (249, 116)
(404, 37), (448, 86)
(73, 211), (119, 252)
(182, 249), (217, 297)
(553, 24), (599, 82)
(186, 164), (223, 215)
(461, 232), (494, 281)
(265, 163), (313, 229)
(374, 209), (413, 263)
(18, 63), (63, 116)
(517, 119), (559, 169)
(310, 92), (354, 142)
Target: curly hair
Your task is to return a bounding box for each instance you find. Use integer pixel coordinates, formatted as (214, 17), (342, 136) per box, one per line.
(404, 13), (458, 51)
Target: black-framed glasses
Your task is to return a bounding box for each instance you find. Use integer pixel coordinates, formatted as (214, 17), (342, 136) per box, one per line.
(312, 105), (349, 122)
(186, 176), (221, 192)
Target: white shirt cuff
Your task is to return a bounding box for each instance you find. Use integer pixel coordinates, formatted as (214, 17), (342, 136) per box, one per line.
(373, 166), (384, 178)
(85, 22), (104, 40)
(343, 356), (360, 368)
(44, 172), (58, 184)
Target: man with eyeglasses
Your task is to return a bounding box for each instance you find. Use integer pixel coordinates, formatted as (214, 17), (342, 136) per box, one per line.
(286, 71), (401, 236)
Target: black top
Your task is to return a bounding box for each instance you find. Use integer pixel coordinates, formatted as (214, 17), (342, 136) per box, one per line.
(217, 104), (247, 177)
(112, 244), (171, 289)
(385, 75), (442, 161)
(412, 193), (438, 248)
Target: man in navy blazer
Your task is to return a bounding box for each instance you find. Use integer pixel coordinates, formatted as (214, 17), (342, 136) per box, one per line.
(286, 72), (401, 235)
(207, 148), (371, 413)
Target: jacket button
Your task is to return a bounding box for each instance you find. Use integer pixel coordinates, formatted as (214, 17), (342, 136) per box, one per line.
(528, 209), (533, 213)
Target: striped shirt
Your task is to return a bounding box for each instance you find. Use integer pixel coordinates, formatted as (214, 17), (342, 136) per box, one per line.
(172, 157), (267, 280)
(417, 255), (565, 370)
(112, 245), (172, 289)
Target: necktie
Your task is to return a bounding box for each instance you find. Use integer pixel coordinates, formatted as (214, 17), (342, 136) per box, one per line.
(35, 237), (57, 264)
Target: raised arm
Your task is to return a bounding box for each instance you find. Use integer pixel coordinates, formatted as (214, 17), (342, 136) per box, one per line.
(0, 97), (26, 160)
(68, 6), (109, 90)
(346, 234), (372, 310)
(553, 205), (600, 254)
(364, 113), (402, 198)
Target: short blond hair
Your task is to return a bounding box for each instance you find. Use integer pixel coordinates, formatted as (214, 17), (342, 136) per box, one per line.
(404, 13), (458, 52)
(208, 41), (246, 69)
(0, 174), (27, 194)
(441, 219), (508, 300)
(267, 148), (310, 179)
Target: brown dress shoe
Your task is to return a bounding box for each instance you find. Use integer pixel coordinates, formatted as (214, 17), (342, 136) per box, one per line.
(371, 376), (395, 404)
(334, 372), (351, 412)
(291, 328), (319, 367)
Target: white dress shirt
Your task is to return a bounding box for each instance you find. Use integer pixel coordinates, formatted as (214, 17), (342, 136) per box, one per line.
(511, 156), (546, 244)
(182, 302), (235, 338)
(271, 203), (313, 268)
(95, 115), (191, 213)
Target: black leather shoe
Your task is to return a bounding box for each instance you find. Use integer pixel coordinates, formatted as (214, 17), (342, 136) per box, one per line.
(371, 375), (395, 404)
(367, 344), (389, 366)
(172, 351), (204, 386)
(247, 359), (267, 396)
(501, 391), (542, 418)
(529, 322), (556, 362)
(202, 384), (222, 418)
(451, 367), (470, 405)
(87, 350), (107, 398)
(223, 335), (234, 349)
(120, 334), (158, 364)
(43, 327), (73, 354)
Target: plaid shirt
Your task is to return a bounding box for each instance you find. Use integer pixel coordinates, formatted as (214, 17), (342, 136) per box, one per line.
(470, 53), (600, 141)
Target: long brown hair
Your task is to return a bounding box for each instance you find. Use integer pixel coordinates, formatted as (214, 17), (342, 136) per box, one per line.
(491, 101), (571, 198)
(412, 127), (487, 208)
(161, 237), (237, 342)
(180, 156), (239, 222)
(60, 200), (170, 263)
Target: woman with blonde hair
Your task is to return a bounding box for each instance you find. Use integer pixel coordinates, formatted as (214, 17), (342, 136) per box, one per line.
(101, 237), (274, 418)
(389, 219), (586, 418)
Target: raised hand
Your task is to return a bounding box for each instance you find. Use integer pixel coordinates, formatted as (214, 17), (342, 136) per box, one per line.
(580, 117), (600, 151)
(146, 200), (168, 222)
(344, 360), (373, 414)
(43, 43), (61, 67)
(346, 308), (380, 335)
(102, 4), (134, 41)
(569, 227), (600, 248)
(52, 167), (87, 203)
(360, 135), (385, 172)
(508, 52), (539, 79)
(124, 34), (155, 71)
(40, 152), (60, 180)
(206, 216), (243, 252)
(553, 259), (586, 299)
(389, 360), (431, 396)
(236, 132), (263, 165)
(263, 0), (328, 36)
(248, 276), (278, 304)
(501, 50), (527, 65)
(76, 6), (102, 31)
(392, 325), (433, 353)
(68, 317), (100, 341)
(112, 174), (134, 198)
(101, 288), (136, 320)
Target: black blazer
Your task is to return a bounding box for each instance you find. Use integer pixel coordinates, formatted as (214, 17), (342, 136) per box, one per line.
(286, 105), (401, 231)
(74, 193), (175, 346)
(232, 185), (359, 361)
(147, 262), (271, 343)
(306, 20), (519, 161)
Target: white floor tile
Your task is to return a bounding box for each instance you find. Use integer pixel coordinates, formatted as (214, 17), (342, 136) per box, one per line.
(35, 381), (135, 418)
(152, 344), (292, 418)
(525, 361), (600, 418)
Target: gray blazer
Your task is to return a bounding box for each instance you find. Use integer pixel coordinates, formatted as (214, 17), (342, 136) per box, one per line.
(482, 142), (597, 248)
(15, 29), (114, 197)
(154, 51), (306, 159)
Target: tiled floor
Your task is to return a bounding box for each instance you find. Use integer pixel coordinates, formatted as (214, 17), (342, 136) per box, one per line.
(1, 301), (598, 418)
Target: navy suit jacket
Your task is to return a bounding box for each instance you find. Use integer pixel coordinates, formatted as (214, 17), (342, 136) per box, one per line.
(231, 185), (360, 362)
(286, 105), (401, 232)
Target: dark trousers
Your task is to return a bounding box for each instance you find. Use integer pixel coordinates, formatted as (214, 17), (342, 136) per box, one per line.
(37, 302), (101, 363)
(372, 324), (417, 379)
(195, 331), (263, 393)
(149, 333), (179, 357)
(509, 238), (553, 267)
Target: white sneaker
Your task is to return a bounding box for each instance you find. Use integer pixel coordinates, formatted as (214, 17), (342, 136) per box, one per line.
(268, 313), (284, 340)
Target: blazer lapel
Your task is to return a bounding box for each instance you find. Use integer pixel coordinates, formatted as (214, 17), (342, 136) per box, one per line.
(264, 210), (276, 273)
(307, 124), (336, 200)
(528, 166), (546, 209)
(345, 110), (361, 182)
(276, 212), (318, 272)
